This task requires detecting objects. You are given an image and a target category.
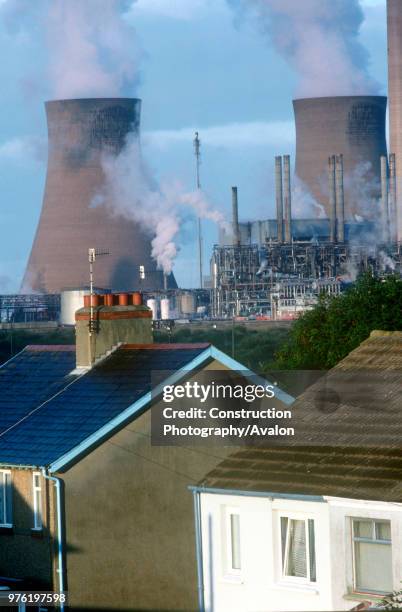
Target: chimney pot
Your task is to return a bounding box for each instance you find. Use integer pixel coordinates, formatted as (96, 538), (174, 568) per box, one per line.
(118, 293), (129, 306)
(104, 294), (114, 307)
(132, 292), (142, 306)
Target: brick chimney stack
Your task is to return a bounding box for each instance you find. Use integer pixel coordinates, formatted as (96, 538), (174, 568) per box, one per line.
(75, 292), (152, 367)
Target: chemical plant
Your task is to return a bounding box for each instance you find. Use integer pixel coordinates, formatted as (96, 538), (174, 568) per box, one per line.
(1, 1), (402, 327)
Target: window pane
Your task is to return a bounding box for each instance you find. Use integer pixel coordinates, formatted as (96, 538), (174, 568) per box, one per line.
(308, 519), (316, 582)
(230, 514), (241, 570)
(355, 541), (393, 593)
(375, 521), (391, 542)
(5, 473), (12, 525)
(0, 481), (4, 524)
(281, 517), (288, 568)
(286, 520), (307, 578)
(354, 520), (373, 539)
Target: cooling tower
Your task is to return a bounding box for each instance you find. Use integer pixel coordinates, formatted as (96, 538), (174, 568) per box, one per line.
(387, 0), (402, 241)
(293, 96), (387, 220)
(22, 98), (176, 293)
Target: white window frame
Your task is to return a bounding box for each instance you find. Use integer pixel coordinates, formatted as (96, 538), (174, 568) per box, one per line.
(0, 470), (12, 527)
(279, 513), (317, 585)
(32, 472), (43, 530)
(351, 517), (392, 595)
(224, 507), (242, 577)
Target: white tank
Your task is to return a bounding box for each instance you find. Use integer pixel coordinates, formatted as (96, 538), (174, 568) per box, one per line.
(180, 292), (196, 315)
(146, 298), (158, 320)
(60, 289), (90, 325)
(160, 298), (170, 320)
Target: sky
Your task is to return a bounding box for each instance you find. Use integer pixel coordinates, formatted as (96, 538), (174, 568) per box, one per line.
(0, 0), (387, 291)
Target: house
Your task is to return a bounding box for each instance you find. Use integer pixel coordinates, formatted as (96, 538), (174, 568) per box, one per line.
(192, 330), (402, 611)
(0, 292), (294, 611)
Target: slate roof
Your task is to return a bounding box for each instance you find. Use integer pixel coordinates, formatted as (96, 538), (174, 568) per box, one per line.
(0, 346), (77, 434)
(199, 331), (402, 503)
(0, 343), (210, 468)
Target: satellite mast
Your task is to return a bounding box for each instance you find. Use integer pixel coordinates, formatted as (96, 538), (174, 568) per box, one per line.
(193, 132), (203, 289)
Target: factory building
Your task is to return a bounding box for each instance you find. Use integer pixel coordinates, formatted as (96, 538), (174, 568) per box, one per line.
(211, 158), (402, 319)
(22, 98), (176, 294)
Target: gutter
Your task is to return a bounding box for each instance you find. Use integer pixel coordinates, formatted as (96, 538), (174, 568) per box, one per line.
(192, 489), (205, 612)
(189, 485), (325, 503)
(41, 469), (65, 612)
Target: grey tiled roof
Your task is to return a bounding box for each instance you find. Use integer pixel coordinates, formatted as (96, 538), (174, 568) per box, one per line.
(0, 343), (210, 468)
(199, 331), (402, 502)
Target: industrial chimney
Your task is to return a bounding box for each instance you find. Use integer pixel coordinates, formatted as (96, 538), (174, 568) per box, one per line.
(22, 98), (176, 293)
(387, 0), (402, 241)
(293, 96), (387, 221)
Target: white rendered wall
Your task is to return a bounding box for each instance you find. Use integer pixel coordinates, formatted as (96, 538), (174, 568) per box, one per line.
(199, 492), (402, 612)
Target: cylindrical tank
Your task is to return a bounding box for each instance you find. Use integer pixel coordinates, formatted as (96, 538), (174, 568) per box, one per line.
(60, 289), (90, 325)
(160, 298), (170, 320)
(180, 292), (196, 316)
(293, 96), (387, 220)
(22, 98), (177, 293)
(146, 298), (158, 320)
(388, 0), (402, 240)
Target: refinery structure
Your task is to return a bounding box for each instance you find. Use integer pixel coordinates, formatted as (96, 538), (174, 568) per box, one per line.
(2, 1), (402, 326)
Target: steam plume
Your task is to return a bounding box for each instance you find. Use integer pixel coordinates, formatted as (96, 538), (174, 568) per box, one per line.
(98, 136), (230, 275)
(1, 0), (140, 98)
(227, 0), (379, 97)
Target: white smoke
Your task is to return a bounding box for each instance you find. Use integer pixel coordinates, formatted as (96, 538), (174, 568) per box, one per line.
(1, 0), (140, 98)
(292, 176), (326, 218)
(344, 161), (381, 222)
(378, 250), (396, 272)
(227, 0), (379, 97)
(96, 135), (230, 274)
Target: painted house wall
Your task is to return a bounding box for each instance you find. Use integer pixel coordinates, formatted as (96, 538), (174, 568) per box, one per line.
(60, 360), (236, 611)
(0, 469), (55, 588)
(199, 492), (402, 612)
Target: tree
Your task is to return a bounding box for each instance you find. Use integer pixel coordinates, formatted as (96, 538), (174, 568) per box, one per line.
(275, 274), (402, 370)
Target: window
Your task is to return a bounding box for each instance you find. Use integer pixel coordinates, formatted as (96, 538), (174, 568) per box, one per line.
(225, 509), (241, 574)
(32, 472), (42, 530)
(352, 519), (393, 594)
(230, 513), (241, 571)
(0, 470), (12, 526)
(281, 517), (316, 582)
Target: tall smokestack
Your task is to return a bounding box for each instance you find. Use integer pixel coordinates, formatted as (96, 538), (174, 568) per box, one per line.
(389, 153), (397, 241)
(380, 155), (389, 243)
(387, 0), (402, 241)
(335, 154), (345, 243)
(275, 156), (284, 243)
(328, 155), (336, 243)
(283, 155), (292, 243)
(22, 98), (176, 293)
(293, 96), (387, 220)
(231, 186), (240, 246)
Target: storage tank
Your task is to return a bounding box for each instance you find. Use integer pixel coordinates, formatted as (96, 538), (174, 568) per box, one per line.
(160, 298), (170, 320)
(180, 292), (196, 316)
(293, 96), (387, 220)
(22, 98), (177, 293)
(146, 298), (158, 320)
(60, 288), (109, 325)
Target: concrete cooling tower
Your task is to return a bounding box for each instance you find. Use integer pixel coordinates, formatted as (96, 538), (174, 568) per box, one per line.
(387, 0), (402, 241)
(293, 96), (387, 220)
(23, 98), (176, 293)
